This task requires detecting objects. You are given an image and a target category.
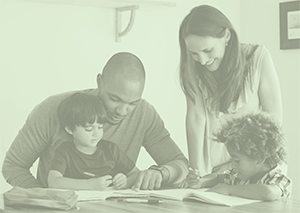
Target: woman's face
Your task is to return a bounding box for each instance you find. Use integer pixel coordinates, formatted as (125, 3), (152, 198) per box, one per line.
(184, 34), (228, 72)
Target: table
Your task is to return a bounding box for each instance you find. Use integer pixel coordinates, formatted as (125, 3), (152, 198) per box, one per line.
(1, 197), (299, 213)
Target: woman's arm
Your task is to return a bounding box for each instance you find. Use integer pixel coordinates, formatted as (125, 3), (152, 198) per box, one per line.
(209, 183), (282, 201)
(186, 88), (206, 171)
(48, 170), (112, 190)
(258, 49), (283, 125)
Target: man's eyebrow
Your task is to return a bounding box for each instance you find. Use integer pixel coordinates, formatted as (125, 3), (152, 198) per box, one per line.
(108, 93), (141, 104)
(130, 99), (141, 104)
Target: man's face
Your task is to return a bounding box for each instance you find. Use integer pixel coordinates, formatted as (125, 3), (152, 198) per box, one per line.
(99, 74), (144, 125)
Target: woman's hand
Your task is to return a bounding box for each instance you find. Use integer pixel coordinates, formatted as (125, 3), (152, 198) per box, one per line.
(112, 173), (127, 189)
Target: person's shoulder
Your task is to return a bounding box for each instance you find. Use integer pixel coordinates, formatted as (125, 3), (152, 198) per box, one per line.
(55, 141), (74, 152)
(32, 89), (97, 112)
(241, 43), (266, 59)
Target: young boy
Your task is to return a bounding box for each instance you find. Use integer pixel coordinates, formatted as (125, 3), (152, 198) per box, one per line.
(190, 112), (292, 201)
(48, 93), (139, 190)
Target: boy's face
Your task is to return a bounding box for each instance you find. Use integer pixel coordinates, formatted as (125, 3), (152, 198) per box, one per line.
(227, 146), (263, 181)
(70, 121), (103, 150)
(99, 73), (144, 125)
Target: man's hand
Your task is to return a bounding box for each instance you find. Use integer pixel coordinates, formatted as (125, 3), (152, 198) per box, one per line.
(112, 173), (127, 189)
(132, 170), (163, 190)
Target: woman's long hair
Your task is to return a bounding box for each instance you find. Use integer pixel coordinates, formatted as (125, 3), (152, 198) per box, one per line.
(179, 5), (253, 113)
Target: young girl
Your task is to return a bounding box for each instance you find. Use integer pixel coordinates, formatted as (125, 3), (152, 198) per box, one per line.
(178, 5), (282, 185)
(48, 93), (139, 190)
(194, 112), (292, 200)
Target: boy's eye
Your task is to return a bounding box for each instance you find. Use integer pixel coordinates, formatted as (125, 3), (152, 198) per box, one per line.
(204, 48), (212, 53)
(129, 101), (139, 106)
(85, 128), (92, 132)
(110, 97), (119, 102)
(231, 158), (240, 163)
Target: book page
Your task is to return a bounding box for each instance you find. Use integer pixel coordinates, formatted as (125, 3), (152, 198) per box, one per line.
(75, 188), (149, 201)
(184, 190), (261, 206)
(149, 189), (196, 200)
(148, 188), (261, 207)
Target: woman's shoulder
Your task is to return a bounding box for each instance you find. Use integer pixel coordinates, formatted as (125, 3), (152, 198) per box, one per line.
(241, 43), (267, 60)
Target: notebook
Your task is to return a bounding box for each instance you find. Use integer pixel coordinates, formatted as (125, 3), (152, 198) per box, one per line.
(148, 188), (261, 207)
(75, 188), (261, 206)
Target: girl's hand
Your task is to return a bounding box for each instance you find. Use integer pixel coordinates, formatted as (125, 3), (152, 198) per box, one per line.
(186, 168), (202, 189)
(207, 183), (230, 195)
(178, 179), (189, 188)
(112, 173), (127, 189)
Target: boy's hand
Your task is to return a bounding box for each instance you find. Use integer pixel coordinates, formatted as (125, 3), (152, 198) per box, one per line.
(112, 173), (127, 189)
(87, 175), (112, 190)
(207, 183), (230, 195)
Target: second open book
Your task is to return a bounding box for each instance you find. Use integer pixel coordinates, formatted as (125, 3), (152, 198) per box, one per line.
(76, 188), (261, 207)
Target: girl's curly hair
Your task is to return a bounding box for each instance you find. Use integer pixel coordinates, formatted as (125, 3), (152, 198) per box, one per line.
(213, 112), (288, 168)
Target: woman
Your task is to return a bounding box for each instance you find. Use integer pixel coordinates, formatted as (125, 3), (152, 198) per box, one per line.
(178, 5), (282, 188)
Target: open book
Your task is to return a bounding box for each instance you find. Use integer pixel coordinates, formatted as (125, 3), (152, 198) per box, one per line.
(75, 188), (261, 207)
(147, 188), (261, 206)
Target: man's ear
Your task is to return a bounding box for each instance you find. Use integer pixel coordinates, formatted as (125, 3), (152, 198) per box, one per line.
(97, 73), (103, 89)
(64, 126), (73, 135)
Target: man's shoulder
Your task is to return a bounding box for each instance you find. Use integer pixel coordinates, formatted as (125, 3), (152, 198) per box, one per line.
(136, 99), (156, 113)
(57, 141), (74, 149)
(32, 89), (96, 113)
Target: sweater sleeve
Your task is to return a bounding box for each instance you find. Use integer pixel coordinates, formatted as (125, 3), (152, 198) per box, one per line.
(142, 103), (189, 184)
(2, 102), (53, 188)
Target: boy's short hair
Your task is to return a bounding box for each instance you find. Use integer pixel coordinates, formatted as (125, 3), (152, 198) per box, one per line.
(58, 93), (106, 131)
(213, 112), (288, 168)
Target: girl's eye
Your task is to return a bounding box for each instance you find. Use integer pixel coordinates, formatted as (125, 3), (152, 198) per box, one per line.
(85, 128), (92, 132)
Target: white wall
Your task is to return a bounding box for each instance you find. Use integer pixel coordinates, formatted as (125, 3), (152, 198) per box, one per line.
(240, 0), (300, 200)
(0, 0), (240, 194)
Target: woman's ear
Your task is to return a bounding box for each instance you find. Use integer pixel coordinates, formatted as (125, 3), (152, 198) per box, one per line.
(225, 28), (231, 44)
(64, 126), (73, 135)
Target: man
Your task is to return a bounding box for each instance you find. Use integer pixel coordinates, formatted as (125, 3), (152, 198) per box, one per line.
(2, 52), (188, 190)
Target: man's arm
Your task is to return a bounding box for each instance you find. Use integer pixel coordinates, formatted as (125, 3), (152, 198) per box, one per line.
(132, 103), (189, 190)
(2, 102), (52, 188)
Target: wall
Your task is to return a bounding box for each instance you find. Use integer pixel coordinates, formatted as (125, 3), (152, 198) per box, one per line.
(240, 0), (300, 199)
(0, 0), (240, 194)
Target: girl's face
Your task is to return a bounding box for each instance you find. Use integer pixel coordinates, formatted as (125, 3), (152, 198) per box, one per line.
(184, 33), (229, 72)
(227, 146), (264, 181)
